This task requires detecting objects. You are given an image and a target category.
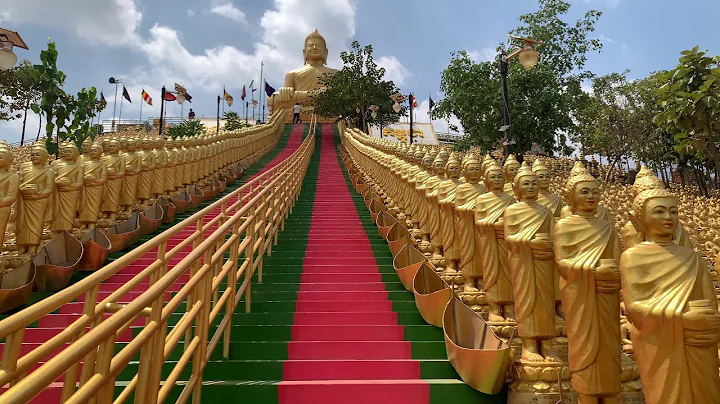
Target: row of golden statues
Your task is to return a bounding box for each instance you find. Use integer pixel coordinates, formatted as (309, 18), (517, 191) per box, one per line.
(0, 115), (281, 272)
(341, 127), (720, 404)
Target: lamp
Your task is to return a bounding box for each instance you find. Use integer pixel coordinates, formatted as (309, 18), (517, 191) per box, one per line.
(371, 111), (378, 119)
(0, 29), (28, 71)
(0, 41), (17, 70)
(518, 45), (539, 70)
(392, 102), (401, 113)
(176, 93), (186, 104)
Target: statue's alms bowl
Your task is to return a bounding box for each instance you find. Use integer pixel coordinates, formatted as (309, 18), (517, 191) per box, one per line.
(34, 231), (83, 292)
(78, 227), (112, 272)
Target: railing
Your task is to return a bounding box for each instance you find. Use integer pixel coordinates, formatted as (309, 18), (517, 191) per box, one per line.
(0, 114), (317, 403)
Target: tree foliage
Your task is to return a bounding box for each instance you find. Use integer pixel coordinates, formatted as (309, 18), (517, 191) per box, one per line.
(655, 46), (720, 183)
(312, 41), (406, 132)
(0, 60), (40, 122)
(223, 111), (250, 131)
(431, 0), (602, 154)
(168, 119), (205, 139)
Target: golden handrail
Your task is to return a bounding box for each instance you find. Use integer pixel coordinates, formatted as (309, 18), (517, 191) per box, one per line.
(0, 113), (317, 403)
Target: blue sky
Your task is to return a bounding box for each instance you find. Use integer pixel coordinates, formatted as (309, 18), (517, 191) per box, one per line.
(2, 0), (720, 143)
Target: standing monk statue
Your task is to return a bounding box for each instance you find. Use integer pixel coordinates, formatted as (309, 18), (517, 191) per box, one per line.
(554, 172), (622, 403)
(454, 155), (486, 292)
(273, 29), (338, 114)
(621, 188), (720, 404)
(51, 142), (84, 234)
(102, 139), (125, 223)
(16, 142), (54, 255)
(0, 142), (19, 250)
(79, 142), (108, 231)
(504, 162), (560, 362)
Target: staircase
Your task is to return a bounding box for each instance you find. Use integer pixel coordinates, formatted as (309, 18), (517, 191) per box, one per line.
(179, 124), (498, 403)
(0, 123), (307, 403)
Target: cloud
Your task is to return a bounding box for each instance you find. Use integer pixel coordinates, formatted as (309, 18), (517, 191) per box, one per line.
(467, 48), (497, 63)
(187, 9), (195, 17)
(2, 0), (142, 47)
(1, 111), (42, 144)
(376, 56), (410, 87)
(599, 34), (614, 44)
(211, 1), (247, 24)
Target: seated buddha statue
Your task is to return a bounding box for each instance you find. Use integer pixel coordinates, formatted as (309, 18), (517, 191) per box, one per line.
(272, 29), (339, 113)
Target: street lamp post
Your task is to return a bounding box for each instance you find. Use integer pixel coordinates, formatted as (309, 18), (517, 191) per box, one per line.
(0, 29), (28, 71)
(498, 35), (542, 157)
(108, 77), (123, 131)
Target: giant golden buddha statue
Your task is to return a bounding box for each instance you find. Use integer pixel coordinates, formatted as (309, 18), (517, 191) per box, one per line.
(621, 188), (720, 404)
(272, 29), (338, 116)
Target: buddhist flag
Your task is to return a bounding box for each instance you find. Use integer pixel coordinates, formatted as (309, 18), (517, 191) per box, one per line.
(224, 90), (234, 107)
(265, 81), (276, 97)
(122, 86), (132, 103)
(141, 89), (153, 106)
(241, 85), (246, 101)
(99, 92), (107, 109)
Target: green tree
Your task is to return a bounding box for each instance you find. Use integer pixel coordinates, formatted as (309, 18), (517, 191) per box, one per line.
(431, 0), (602, 154)
(313, 41), (406, 133)
(31, 41), (67, 153)
(655, 46), (720, 188)
(168, 119), (205, 139)
(223, 111), (250, 131)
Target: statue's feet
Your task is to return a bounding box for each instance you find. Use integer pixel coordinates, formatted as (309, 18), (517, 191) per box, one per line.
(541, 341), (562, 362)
(521, 346), (545, 362)
(463, 284), (479, 293)
(487, 312), (505, 323)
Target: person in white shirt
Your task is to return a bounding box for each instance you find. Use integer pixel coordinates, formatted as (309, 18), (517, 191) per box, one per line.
(292, 103), (302, 123)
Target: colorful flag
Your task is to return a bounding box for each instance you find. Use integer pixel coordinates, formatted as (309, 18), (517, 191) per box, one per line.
(224, 90), (234, 107)
(99, 92), (107, 109)
(164, 92), (177, 102)
(240, 85), (246, 101)
(122, 86), (132, 103)
(410, 94), (417, 108)
(185, 92), (192, 103)
(141, 89), (153, 106)
(264, 81), (276, 97)
(429, 96), (435, 111)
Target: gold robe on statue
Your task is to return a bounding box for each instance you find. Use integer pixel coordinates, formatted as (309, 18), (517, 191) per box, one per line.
(425, 176), (443, 248)
(16, 163), (53, 247)
(413, 170), (431, 231)
(152, 149), (166, 196)
(554, 215), (622, 396)
(504, 202), (557, 338)
(51, 160), (83, 232)
(454, 183), (485, 277)
(137, 151), (155, 200)
(120, 153), (140, 207)
(538, 191), (563, 218)
(621, 243), (720, 404)
(102, 154), (125, 213)
(79, 160), (107, 224)
(0, 171), (19, 245)
(476, 192), (515, 304)
(438, 179), (461, 261)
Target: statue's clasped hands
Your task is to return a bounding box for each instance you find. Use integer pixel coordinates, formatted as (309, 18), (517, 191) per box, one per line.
(682, 301), (720, 347)
(530, 234), (553, 260)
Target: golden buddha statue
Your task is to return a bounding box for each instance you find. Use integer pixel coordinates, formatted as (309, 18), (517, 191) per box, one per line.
(79, 142), (108, 230)
(533, 158), (564, 217)
(152, 137), (167, 198)
(164, 138), (177, 196)
(504, 162), (560, 362)
(80, 137), (93, 163)
(16, 142), (54, 255)
(453, 155), (486, 292)
(425, 153), (449, 263)
(274, 29), (338, 112)
(51, 142), (84, 234)
(621, 188), (720, 404)
(554, 172), (622, 403)
(503, 154), (520, 196)
(101, 139), (125, 222)
(621, 169), (692, 250)
(475, 161), (515, 321)
(136, 136), (156, 206)
(437, 155), (463, 273)
(0, 143), (19, 250)
(414, 152), (436, 249)
(120, 137), (141, 215)
(181, 137), (192, 187)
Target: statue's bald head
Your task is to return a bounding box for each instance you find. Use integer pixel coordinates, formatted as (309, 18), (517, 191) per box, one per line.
(304, 29), (328, 64)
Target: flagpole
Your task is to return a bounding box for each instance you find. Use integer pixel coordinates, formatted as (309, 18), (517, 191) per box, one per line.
(139, 96), (143, 122)
(259, 61), (264, 123)
(245, 101), (248, 124)
(112, 82), (119, 131)
(216, 95), (221, 134)
(118, 90), (124, 131)
(158, 86), (166, 138)
(222, 86), (226, 116)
